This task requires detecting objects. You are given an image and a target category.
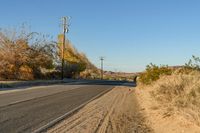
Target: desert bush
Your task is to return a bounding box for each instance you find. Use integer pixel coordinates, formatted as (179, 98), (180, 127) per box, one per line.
(57, 40), (96, 78)
(150, 71), (200, 125)
(0, 25), (96, 80)
(175, 55), (200, 75)
(152, 72), (200, 107)
(185, 55), (200, 70)
(63, 62), (86, 78)
(0, 26), (56, 80)
(139, 63), (172, 85)
(80, 69), (100, 79)
(138, 57), (200, 125)
(170, 55), (200, 76)
(18, 65), (34, 80)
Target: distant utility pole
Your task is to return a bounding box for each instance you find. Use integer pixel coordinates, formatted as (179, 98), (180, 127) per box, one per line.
(100, 57), (104, 80)
(61, 16), (69, 80)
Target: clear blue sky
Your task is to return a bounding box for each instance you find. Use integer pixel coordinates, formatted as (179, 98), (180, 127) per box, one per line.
(1, 0), (200, 72)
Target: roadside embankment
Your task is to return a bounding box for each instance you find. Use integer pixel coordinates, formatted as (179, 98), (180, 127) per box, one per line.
(135, 71), (200, 133)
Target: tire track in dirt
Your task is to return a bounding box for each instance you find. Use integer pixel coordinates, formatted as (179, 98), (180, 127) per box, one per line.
(63, 91), (119, 133)
(48, 90), (116, 133)
(95, 88), (123, 133)
(94, 93), (119, 133)
(48, 86), (152, 133)
(51, 105), (100, 133)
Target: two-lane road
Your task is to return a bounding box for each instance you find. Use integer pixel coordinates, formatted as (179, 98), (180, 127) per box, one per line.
(0, 81), (130, 133)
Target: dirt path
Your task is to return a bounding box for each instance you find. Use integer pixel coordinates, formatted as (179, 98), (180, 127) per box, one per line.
(48, 86), (152, 133)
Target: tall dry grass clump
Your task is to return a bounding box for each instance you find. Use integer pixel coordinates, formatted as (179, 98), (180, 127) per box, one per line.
(149, 70), (200, 125)
(137, 57), (200, 125)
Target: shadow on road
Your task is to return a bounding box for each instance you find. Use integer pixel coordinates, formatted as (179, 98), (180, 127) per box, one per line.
(65, 80), (136, 87)
(0, 80), (136, 91)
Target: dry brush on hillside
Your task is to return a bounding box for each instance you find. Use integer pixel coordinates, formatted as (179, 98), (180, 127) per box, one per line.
(137, 57), (200, 129)
(0, 25), (97, 80)
(0, 26), (56, 80)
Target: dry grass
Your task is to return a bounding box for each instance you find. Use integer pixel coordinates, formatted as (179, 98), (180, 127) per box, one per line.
(146, 70), (200, 125)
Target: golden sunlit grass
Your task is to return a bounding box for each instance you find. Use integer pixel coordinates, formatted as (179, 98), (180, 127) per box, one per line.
(0, 25), (97, 80)
(141, 69), (200, 125)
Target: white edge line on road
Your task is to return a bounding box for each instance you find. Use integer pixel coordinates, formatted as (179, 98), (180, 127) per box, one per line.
(32, 88), (112, 133)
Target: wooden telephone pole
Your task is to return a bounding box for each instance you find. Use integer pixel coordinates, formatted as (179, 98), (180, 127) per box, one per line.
(100, 57), (104, 80)
(61, 17), (69, 80)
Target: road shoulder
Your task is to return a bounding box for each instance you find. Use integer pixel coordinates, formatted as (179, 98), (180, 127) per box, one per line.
(48, 86), (152, 133)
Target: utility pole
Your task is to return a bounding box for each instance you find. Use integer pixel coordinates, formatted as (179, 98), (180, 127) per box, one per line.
(100, 57), (104, 80)
(61, 17), (69, 80)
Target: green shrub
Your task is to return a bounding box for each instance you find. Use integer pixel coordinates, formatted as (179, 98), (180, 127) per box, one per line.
(174, 55), (200, 75)
(139, 63), (172, 85)
(185, 55), (200, 70)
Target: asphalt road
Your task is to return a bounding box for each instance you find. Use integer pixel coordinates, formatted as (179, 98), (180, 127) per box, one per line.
(0, 81), (122, 133)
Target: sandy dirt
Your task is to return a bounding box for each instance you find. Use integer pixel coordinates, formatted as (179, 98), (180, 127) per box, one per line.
(48, 86), (152, 133)
(134, 87), (200, 133)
